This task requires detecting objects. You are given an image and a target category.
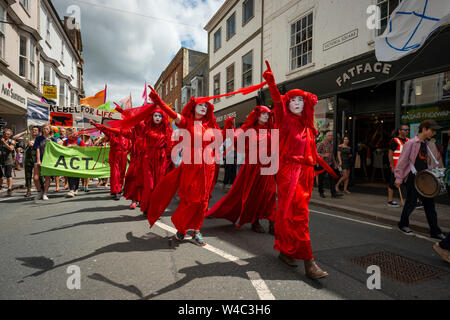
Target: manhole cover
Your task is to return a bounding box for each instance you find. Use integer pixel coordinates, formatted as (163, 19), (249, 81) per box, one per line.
(350, 251), (449, 284)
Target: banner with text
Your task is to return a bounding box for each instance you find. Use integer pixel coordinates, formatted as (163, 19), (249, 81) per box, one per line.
(41, 141), (111, 178)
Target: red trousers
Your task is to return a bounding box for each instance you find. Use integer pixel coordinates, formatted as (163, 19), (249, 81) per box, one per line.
(109, 149), (127, 195)
(274, 161), (314, 260)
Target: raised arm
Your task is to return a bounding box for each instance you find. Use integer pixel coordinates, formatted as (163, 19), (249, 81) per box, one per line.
(148, 85), (182, 125)
(262, 61), (285, 124)
(89, 120), (120, 140)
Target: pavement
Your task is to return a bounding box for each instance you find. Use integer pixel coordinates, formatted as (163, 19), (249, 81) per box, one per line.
(2, 167), (450, 236)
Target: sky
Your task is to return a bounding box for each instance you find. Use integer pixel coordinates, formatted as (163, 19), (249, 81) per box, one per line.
(53, 0), (225, 107)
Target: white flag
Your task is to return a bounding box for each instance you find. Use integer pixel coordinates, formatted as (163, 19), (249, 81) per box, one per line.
(375, 0), (450, 62)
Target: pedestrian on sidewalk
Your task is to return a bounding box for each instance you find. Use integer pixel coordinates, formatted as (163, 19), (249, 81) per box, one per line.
(63, 128), (85, 198)
(335, 136), (352, 194)
(222, 146), (237, 191)
(24, 126), (42, 197)
(33, 124), (59, 200)
(387, 125), (409, 207)
(0, 128), (16, 196)
(395, 120), (446, 240)
(317, 131), (342, 198)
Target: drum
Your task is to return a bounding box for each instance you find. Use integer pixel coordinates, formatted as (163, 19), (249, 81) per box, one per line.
(414, 168), (447, 198)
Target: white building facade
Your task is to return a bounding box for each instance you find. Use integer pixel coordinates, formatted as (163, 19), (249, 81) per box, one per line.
(0, 0), (83, 133)
(205, 0), (264, 126)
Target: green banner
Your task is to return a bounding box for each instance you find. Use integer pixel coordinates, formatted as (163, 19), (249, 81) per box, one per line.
(41, 141), (111, 178)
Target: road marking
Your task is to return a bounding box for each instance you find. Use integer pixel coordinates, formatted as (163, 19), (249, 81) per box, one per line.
(0, 197), (18, 202)
(154, 221), (275, 300)
(310, 209), (393, 230)
(310, 209), (439, 243)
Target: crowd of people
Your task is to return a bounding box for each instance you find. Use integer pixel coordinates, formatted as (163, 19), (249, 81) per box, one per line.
(0, 124), (108, 200)
(1, 61), (449, 275)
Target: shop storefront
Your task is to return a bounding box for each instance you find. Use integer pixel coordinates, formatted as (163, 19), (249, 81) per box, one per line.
(262, 25), (450, 187)
(214, 97), (258, 127)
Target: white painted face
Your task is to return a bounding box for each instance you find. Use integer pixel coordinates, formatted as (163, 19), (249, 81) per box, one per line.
(195, 103), (207, 116)
(258, 112), (270, 123)
(289, 96), (304, 115)
(153, 112), (162, 124)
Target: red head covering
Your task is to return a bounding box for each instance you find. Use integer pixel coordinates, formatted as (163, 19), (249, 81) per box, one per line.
(240, 105), (274, 131)
(181, 97), (220, 130)
(282, 89), (318, 135)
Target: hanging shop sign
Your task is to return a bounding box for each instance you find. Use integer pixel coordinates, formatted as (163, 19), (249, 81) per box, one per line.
(43, 86), (58, 99)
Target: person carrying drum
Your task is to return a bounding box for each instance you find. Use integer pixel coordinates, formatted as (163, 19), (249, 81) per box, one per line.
(395, 120), (446, 240)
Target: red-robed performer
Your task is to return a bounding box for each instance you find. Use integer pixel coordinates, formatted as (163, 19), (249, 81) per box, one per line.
(90, 120), (129, 200)
(138, 107), (173, 216)
(122, 121), (146, 209)
(205, 106), (277, 234)
(262, 61), (338, 279)
(146, 87), (220, 246)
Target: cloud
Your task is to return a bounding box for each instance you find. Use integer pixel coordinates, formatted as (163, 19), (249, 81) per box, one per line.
(52, 0), (225, 106)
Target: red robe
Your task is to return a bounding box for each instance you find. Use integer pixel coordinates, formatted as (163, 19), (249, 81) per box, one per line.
(92, 123), (129, 195)
(139, 108), (173, 214)
(122, 122), (146, 202)
(146, 97), (219, 235)
(205, 106), (277, 228)
(264, 67), (338, 260)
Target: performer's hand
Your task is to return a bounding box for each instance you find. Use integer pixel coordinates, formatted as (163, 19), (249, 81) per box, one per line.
(395, 183), (401, 189)
(89, 119), (95, 125)
(148, 85), (163, 105)
(263, 60), (275, 84)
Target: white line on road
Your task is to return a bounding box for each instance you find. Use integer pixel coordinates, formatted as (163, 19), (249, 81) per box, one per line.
(310, 209), (393, 230)
(154, 221), (275, 300)
(310, 209), (439, 243)
(0, 197), (18, 202)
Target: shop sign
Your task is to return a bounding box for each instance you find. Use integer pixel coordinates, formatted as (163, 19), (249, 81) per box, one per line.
(43, 86), (58, 99)
(1, 82), (26, 105)
(336, 62), (393, 87)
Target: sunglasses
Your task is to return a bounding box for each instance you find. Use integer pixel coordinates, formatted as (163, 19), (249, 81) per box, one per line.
(400, 129), (410, 131)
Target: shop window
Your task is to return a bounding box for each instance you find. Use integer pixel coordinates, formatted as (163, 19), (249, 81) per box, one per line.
(226, 63), (234, 93)
(401, 72), (450, 144)
(213, 73), (220, 103)
(377, 0), (403, 36)
(227, 12), (236, 40)
(242, 0), (254, 25)
(315, 97), (335, 142)
(242, 51), (253, 87)
(290, 12), (313, 71)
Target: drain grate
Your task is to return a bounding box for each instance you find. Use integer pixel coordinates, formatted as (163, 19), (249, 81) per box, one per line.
(350, 251), (449, 284)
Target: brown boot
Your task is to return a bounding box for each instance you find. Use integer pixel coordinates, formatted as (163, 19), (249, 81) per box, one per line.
(278, 252), (298, 267)
(251, 220), (265, 233)
(304, 260), (328, 279)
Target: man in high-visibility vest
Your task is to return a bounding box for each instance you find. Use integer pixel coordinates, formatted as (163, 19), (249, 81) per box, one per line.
(387, 124), (409, 207)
